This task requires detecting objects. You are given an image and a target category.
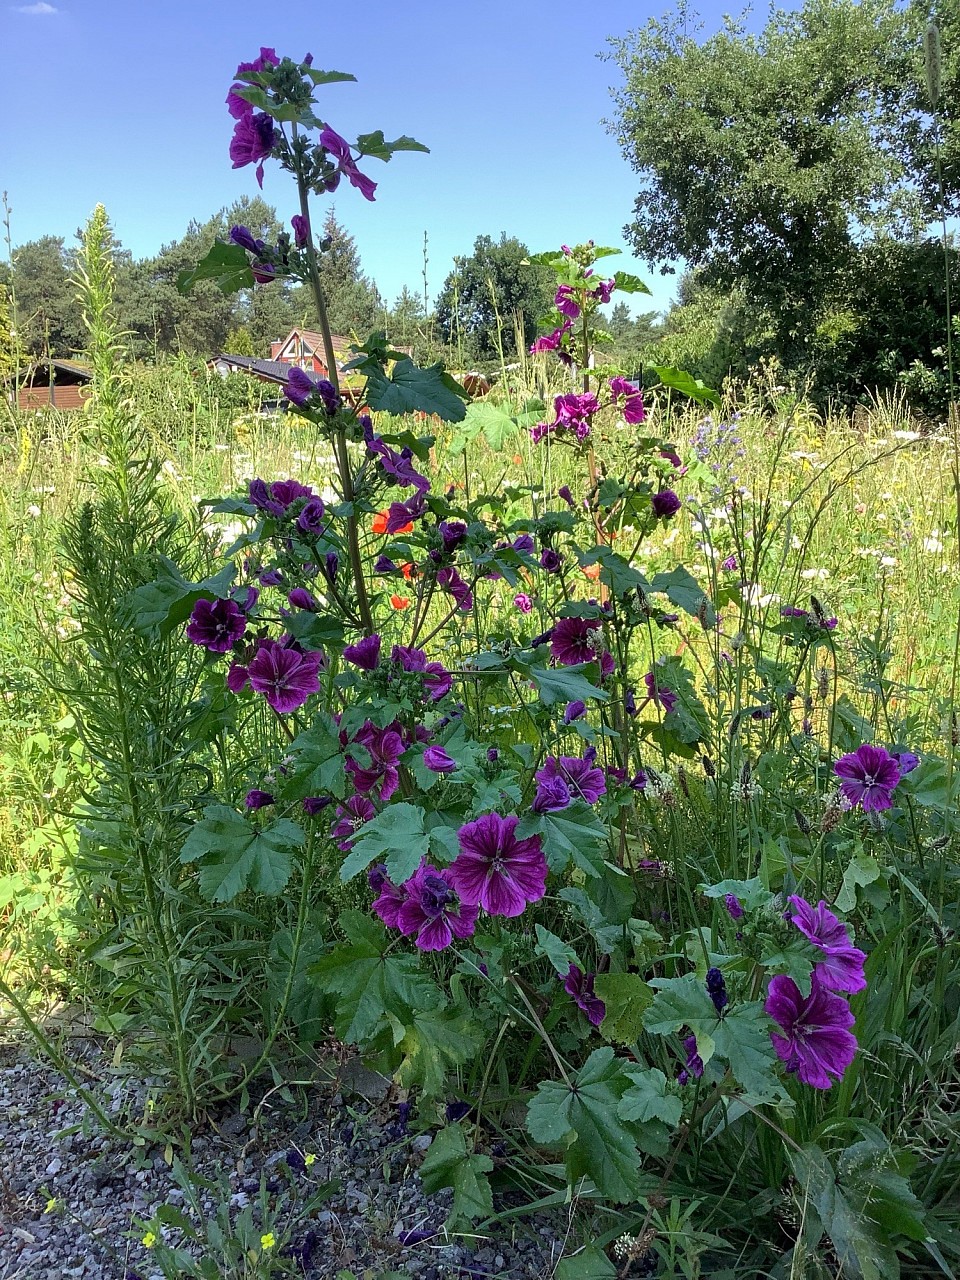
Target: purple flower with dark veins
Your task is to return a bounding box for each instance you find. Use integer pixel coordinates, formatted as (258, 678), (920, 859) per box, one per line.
(368, 862), (406, 928)
(397, 862), (478, 951)
(296, 498), (327, 536)
(288, 588), (319, 612)
(532, 774), (571, 814)
(343, 633), (382, 670)
(229, 111), (277, 187)
(448, 813), (547, 917)
(247, 639), (323, 713)
(643, 671), (677, 714)
(244, 789), (274, 809)
(833, 744), (901, 812)
(550, 616), (602, 666)
(186, 597), (247, 653)
(765, 973), (858, 1090)
(291, 214), (310, 248)
(332, 795), (377, 850)
(787, 895), (867, 994)
(562, 964), (605, 1026)
(535, 755), (606, 806)
(540, 548), (563, 574)
(724, 893), (744, 921)
(423, 746), (457, 773)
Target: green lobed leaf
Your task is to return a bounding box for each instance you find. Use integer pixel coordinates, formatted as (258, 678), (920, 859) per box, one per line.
(649, 566), (714, 620)
(179, 807), (302, 902)
(304, 68), (358, 85)
(310, 911), (445, 1045)
(419, 1124), (494, 1228)
(526, 1047), (646, 1203)
(535, 924), (579, 975)
(523, 661), (609, 708)
(448, 400), (518, 456)
(556, 1248), (617, 1279)
(594, 973), (654, 1045)
(517, 804), (606, 877)
(282, 715), (348, 802)
(651, 365), (720, 406)
(612, 270), (651, 295)
(711, 1004), (783, 1098)
(339, 802), (428, 884)
(355, 130), (430, 160)
(125, 560), (235, 637)
(363, 358), (469, 422)
(397, 1008), (483, 1098)
(178, 241), (255, 296)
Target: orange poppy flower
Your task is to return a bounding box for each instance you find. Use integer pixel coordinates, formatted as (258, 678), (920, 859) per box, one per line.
(400, 562), (413, 581)
(390, 594), (410, 610)
(372, 510), (413, 536)
(582, 562), (602, 580)
(512, 454), (523, 466)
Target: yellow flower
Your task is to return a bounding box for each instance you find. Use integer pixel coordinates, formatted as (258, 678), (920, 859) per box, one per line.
(304, 1153), (316, 1167)
(142, 1231), (157, 1248)
(260, 1232), (276, 1251)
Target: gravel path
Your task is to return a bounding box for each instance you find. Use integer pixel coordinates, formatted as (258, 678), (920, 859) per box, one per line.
(0, 1038), (572, 1279)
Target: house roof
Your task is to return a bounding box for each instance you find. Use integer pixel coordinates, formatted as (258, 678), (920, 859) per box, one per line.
(209, 354), (293, 383)
(19, 359), (93, 383)
(280, 328), (353, 358)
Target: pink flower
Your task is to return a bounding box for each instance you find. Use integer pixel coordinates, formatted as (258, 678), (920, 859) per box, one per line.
(514, 592), (533, 614)
(448, 813), (547, 917)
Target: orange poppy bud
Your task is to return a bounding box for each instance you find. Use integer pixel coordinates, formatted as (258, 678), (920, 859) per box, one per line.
(372, 511), (389, 534)
(583, 562), (601, 580)
(390, 594), (410, 610)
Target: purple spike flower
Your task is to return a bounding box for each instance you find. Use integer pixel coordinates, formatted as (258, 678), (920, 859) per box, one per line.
(448, 813), (547, 917)
(765, 973), (858, 1090)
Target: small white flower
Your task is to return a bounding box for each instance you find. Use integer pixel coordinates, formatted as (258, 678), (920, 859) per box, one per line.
(923, 537), (944, 553)
(800, 568), (830, 580)
(892, 430), (921, 441)
(880, 555), (897, 567)
(26, 504), (41, 518)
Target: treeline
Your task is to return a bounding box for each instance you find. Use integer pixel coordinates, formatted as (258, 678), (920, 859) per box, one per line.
(607, 0), (960, 414)
(1, 204), (660, 375)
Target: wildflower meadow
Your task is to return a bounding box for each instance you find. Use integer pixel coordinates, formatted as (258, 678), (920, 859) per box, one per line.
(1, 38), (960, 1280)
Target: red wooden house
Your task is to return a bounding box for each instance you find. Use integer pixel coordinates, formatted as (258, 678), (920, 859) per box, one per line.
(270, 328), (353, 378)
(15, 359), (93, 410)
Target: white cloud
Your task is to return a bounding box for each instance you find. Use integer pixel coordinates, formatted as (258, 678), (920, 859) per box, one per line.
(13, 2), (59, 12)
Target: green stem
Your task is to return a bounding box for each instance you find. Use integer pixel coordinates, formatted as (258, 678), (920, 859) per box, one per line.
(294, 171), (374, 636)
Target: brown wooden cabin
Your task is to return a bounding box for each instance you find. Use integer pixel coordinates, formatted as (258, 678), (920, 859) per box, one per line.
(16, 359), (93, 410)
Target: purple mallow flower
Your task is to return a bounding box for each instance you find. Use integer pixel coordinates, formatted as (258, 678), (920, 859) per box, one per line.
(765, 973), (858, 1090)
(303, 795), (331, 816)
(787, 896), (866, 994)
(249, 477), (314, 518)
(562, 964), (605, 1026)
(296, 497), (327, 536)
(319, 125), (378, 201)
(397, 862), (478, 951)
(288, 588), (319, 612)
(368, 863), (406, 928)
(833, 744), (901, 811)
(186, 597), (247, 653)
(227, 47), (279, 119)
(652, 489), (681, 519)
(438, 520), (467, 553)
(343, 633), (382, 671)
(346, 721), (405, 801)
(284, 367), (341, 415)
(550, 616), (602, 666)
(678, 1034), (704, 1084)
(558, 485), (574, 507)
(564, 700), (586, 723)
(534, 755), (606, 807)
(244, 789), (274, 809)
(333, 796), (377, 850)
(643, 671), (677, 714)
(554, 285), (581, 319)
(540, 548), (562, 574)
(229, 111), (277, 187)
(391, 644), (453, 701)
(423, 746), (457, 774)
(437, 566), (473, 612)
(608, 375), (645, 423)
(448, 813), (547, 917)
(894, 750), (919, 774)
(514, 592), (532, 614)
(291, 214), (309, 247)
(247, 639), (323, 714)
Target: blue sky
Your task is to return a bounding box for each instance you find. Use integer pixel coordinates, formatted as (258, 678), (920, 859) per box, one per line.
(3, 0), (744, 317)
